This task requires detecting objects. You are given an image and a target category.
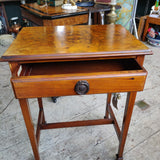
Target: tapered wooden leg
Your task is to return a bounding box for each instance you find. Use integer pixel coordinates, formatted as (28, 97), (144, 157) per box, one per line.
(104, 93), (112, 119)
(19, 99), (40, 160)
(37, 98), (46, 124)
(36, 98), (46, 146)
(116, 92), (137, 160)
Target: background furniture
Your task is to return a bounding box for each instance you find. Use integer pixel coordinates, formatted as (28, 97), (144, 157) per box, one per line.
(115, 0), (138, 38)
(136, 0), (155, 18)
(21, 2), (88, 26)
(142, 15), (160, 41)
(0, 0), (21, 33)
(1, 24), (151, 160)
(87, 4), (121, 25)
(137, 15), (147, 40)
(87, 4), (110, 25)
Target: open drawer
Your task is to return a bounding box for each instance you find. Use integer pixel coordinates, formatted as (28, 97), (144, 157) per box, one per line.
(11, 59), (147, 99)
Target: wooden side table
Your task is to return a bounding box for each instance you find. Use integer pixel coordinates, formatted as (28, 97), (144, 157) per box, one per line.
(21, 2), (88, 26)
(1, 25), (152, 160)
(142, 15), (160, 41)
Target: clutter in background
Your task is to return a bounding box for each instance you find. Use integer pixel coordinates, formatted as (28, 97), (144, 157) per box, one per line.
(0, 34), (14, 50)
(147, 27), (160, 46)
(9, 17), (21, 38)
(150, 0), (160, 16)
(0, 6), (7, 34)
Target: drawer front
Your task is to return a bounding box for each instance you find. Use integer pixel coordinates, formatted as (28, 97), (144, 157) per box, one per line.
(11, 72), (147, 99)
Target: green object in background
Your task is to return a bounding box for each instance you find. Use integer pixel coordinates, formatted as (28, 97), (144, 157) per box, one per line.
(37, 0), (44, 5)
(115, 0), (134, 30)
(135, 100), (150, 110)
(49, 0), (55, 6)
(155, 0), (159, 7)
(49, 0), (63, 6)
(37, 0), (63, 6)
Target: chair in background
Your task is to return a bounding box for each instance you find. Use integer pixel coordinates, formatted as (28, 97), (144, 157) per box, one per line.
(115, 0), (138, 39)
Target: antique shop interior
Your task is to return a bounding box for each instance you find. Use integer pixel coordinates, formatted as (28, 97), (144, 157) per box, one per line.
(0, 0), (160, 160)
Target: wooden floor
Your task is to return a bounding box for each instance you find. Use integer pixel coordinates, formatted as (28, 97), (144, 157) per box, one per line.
(0, 43), (160, 160)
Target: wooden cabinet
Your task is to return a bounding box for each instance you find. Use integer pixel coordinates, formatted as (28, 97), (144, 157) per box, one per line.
(20, 2), (88, 26)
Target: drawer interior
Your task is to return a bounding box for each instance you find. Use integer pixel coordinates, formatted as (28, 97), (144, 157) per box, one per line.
(19, 59), (142, 77)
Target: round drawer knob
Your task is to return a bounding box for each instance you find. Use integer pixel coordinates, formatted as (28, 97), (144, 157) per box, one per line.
(74, 80), (89, 95)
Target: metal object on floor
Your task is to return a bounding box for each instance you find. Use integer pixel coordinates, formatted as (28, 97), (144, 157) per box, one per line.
(51, 97), (58, 103)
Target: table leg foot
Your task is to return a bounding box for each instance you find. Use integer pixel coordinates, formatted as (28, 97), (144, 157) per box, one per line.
(116, 154), (123, 160)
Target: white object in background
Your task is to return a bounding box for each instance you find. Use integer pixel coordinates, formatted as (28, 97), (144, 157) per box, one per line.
(109, 0), (116, 5)
(150, 5), (160, 15)
(61, 4), (77, 9)
(10, 17), (19, 22)
(21, 0), (25, 4)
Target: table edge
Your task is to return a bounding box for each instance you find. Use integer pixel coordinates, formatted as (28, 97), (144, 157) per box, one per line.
(1, 50), (153, 62)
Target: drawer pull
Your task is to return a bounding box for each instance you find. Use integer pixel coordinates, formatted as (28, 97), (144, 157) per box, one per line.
(75, 80), (89, 95)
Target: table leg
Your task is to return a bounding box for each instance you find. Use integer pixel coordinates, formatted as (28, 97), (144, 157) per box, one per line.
(19, 99), (40, 160)
(100, 11), (104, 25)
(116, 92), (137, 160)
(37, 98), (46, 124)
(104, 93), (112, 119)
(88, 11), (92, 25)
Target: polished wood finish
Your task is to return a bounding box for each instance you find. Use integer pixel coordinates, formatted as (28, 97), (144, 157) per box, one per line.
(21, 3), (88, 18)
(117, 92), (137, 160)
(41, 119), (113, 129)
(11, 59), (147, 99)
(36, 98), (46, 146)
(1, 25), (151, 160)
(12, 72), (146, 98)
(105, 93), (112, 119)
(21, 8), (43, 26)
(2, 25), (151, 62)
(142, 15), (160, 41)
(108, 103), (121, 140)
(21, 2), (88, 26)
(136, 55), (145, 67)
(43, 14), (88, 26)
(19, 99), (40, 160)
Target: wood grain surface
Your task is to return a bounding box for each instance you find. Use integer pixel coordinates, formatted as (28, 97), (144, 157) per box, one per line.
(2, 25), (152, 61)
(43, 14), (88, 26)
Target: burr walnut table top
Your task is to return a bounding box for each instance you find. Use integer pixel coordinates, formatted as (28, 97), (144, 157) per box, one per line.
(2, 25), (151, 62)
